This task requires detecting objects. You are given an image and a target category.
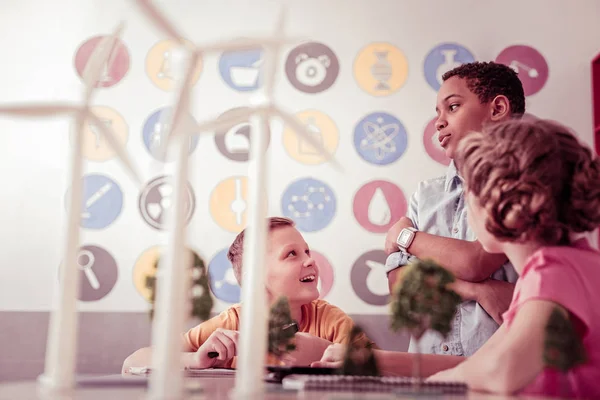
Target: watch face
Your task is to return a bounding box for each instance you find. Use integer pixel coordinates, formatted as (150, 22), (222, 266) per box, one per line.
(399, 231), (411, 245)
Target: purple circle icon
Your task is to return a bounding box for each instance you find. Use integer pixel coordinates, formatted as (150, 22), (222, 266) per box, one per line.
(350, 250), (390, 306)
(139, 175), (196, 230)
(285, 42), (340, 94)
(495, 45), (548, 96)
(59, 245), (118, 302)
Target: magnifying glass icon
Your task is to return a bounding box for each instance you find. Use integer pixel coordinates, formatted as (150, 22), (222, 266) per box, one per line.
(78, 250), (100, 290)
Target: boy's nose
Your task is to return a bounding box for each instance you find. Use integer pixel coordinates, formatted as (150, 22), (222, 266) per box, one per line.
(303, 256), (315, 268)
(436, 117), (447, 131)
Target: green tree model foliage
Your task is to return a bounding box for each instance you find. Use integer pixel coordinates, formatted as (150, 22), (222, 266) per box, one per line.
(145, 250), (214, 322)
(390, 259), (462, 385)
(340, 325), (380, 376)
(543, 307), (587, 397)
(268, 296), (298, 359)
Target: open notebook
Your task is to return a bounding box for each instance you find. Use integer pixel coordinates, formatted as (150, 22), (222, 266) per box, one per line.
(282, 374), (468, 394)
(127, 366), (235, 377)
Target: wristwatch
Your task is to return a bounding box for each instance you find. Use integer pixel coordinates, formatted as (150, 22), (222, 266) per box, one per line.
(396, 227), (417, 254)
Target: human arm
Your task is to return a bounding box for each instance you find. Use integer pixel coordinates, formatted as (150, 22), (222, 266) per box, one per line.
(386, 217), (507, 282)
(121, 309), (240, 373)
(429, 301), (564, 395)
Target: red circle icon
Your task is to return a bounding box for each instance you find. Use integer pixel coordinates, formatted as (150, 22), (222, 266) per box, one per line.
(353, 180), (407, 233)
(423, 117), (451, 166)
(312, 250), (334, 299)
(74, 36), (130, 88)
(495, 45), (548, 96)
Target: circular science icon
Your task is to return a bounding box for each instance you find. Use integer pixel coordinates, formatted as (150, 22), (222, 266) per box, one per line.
(312, 250), (334, 299)
(353, 112), (408, 165)
(210, 176), (249, 233)
(423, 117), (451, 165)
(65, 174), (123, 230)
(281, 178), (336, 232)
(132, 245), (206, 302)
(219, 45), (264, 92)
(74, 35), (130, 88)
(77, 106), (129, 162)
(146, 39), (203, 91)
(495, 45), (548, 96)
(285, 42), (340, 93)
(353, 180), (407, 233)
(350, 250), (390, 306)
(60, 245), (119, 302)
(214, 107), (271, 162)
(354, 42), (408, 96)
(139, 175), (196, 230)
(142, 107), (199, 162)
(424, 43), (475, 91)
(208, 248), (241, 304)
(282, 110), (339, 165)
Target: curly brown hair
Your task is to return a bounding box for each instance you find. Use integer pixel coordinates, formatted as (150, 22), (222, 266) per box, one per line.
(227, 217), (295, 285)
(442, 61), (526, 116)
(455, 118), (600, 245)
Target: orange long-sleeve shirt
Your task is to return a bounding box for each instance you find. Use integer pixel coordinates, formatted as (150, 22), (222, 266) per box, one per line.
(183, 299), (378, 368)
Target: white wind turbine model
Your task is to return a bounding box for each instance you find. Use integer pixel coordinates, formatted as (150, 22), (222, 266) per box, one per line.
(0, 22), (141, 391)
(135, 1), (342, 398)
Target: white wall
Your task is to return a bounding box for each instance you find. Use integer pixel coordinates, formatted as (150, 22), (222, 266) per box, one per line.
(1, 0), (599, 315)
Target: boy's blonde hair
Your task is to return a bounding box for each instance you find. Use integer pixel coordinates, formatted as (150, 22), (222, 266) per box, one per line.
(226, 217), (296, 285)
(455, 118), (600, 245)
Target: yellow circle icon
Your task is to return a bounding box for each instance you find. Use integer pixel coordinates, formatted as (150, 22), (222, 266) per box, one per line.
(132, 245), (162, 302)
(145, 39), (203, 91)
(354, 42), (408, 96)
(132, 246), (205, 302)
(282, 110), (339, 165)
(80, 106), (128, 162)
(210, 176), (249, 233)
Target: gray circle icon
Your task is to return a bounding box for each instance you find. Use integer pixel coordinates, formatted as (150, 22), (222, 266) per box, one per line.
(214, 107), (271, 162)
(139, 175), (196, 230)
(350, 250), (390, 306)
(57, 245), (118, 302)
(285, 42), (340, 94)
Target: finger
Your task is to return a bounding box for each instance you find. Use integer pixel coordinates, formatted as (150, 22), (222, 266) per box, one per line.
(216, 331), (237, 359)
(208, 339), (228, 362)
(310, 361), (341, 368)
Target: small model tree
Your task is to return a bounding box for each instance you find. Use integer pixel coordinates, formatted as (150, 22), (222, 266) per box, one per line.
(390, 259), (462, 386)
(146, 250), (214, 321)
(542, 307), (587, 397)
(267, 296), (298, 361)
(340, 325), (380, 376)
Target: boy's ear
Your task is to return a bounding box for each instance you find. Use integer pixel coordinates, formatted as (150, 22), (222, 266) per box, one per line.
(490, 95), (510, 121)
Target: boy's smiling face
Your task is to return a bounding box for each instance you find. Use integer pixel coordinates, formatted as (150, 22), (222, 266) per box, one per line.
(265, 226), (320, 305)
(435, 76), (494, 160)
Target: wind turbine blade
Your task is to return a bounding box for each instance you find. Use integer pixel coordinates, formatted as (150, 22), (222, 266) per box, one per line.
(86, 111), (143, 184)
(263, 5), (287, 97)
(271, 107), (343, 172)
(0, 104), (81, 117)
(82, 21), (126, 102)
(198, 37), (299, 54)
(135, 0), (187, 44)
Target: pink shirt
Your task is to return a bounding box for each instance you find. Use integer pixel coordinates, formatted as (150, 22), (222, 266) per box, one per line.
(502, 238), (600, 398)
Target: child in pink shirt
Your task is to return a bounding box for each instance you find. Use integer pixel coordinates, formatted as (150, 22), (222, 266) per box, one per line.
(428, 117), (600, 397)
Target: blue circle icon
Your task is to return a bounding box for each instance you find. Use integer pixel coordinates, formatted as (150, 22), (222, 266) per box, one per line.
(423, 43), (475, 91)
(353, 112), (408, 165)
(281, 178), (336, 232)
(219, 48), (263, 92)
(66, 174), (123, 229)
(208, 248), (241, 304)
(142, 107), (199, 162)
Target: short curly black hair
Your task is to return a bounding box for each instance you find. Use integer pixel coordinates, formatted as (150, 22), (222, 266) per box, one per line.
(442, 61), (526, 115)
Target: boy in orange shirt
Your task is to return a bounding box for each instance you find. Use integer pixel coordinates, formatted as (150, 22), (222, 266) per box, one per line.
(123, 217), (376, 372)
